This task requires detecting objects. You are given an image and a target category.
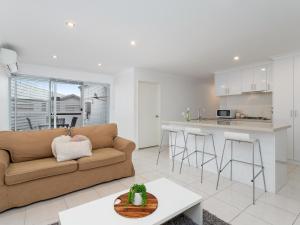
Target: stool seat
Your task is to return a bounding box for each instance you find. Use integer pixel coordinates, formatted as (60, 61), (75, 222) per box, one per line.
(161, 125), (184, 133)
(184, 127), (211, 136)
(224, 131), (256, 143)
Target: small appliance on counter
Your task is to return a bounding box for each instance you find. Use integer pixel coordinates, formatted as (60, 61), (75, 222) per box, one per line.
(216, 109), (236, 119)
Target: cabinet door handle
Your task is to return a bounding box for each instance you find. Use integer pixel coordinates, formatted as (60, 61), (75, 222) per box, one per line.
(295, 110), (298, 118)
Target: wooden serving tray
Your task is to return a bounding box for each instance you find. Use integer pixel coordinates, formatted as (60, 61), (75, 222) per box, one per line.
(114, 192), (158, 218)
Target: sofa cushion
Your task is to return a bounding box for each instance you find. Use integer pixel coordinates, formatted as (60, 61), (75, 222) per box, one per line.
(70, 124), (117, 150)
(5, 158), (77, 185)
(77, 148), (126, 171)
(0, 128), (68, 163)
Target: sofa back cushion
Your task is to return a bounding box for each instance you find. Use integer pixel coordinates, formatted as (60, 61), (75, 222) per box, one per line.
(70, 123), (117, 150)
(0, 128), (68, 163)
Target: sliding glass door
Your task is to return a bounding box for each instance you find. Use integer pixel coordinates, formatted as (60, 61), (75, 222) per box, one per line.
(10, 75), (110, 131)
(50, 80), (83, 128)
(81, 83), (109, 126)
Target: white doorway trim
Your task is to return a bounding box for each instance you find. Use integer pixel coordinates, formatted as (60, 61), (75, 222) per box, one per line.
(137, 81), (161, 150)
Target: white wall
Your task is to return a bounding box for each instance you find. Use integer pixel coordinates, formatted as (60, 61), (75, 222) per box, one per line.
(112, 68), (217, 146)
(111, 68), (136, 141)
(135, 68), (216, 120)
(0, 66), (10, 130)
(196, 78), (219, 118)
(0, 40), (10, 130)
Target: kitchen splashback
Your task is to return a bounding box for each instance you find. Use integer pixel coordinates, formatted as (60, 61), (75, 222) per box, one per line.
(219, 92), (272, 119)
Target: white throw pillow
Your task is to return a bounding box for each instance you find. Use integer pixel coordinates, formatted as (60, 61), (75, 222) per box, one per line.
(55, 140), (92, 162)
(51, 135), (72, 158)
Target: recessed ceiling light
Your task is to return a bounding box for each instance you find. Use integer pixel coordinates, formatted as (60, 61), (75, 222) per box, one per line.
(65, 20), (76, 28)
(261, 68), (266, 71)
(233, 56), (240, 61)
(52, 55), (57, 59)
(98, 63), (102, 67)
(130, 41), (136, 46)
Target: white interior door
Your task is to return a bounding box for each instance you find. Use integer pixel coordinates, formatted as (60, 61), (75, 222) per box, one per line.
(138, 82), (160, 149)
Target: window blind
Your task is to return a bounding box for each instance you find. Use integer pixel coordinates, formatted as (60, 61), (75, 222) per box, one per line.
(10, 76), (50, 131)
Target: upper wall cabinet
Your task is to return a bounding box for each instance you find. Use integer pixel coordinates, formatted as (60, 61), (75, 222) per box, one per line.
(215, 63), (272, 97)
(215, 73), (228, 96)
(242, 69), (254, 92)
(241, 64), (272, 93)
(266, 66), (273, 92)
(215, 71), (242, 96)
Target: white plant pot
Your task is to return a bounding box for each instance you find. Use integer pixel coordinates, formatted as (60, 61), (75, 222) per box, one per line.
(133, 193), (143, 206)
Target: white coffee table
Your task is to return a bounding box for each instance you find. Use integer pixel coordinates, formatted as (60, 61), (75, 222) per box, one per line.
(59, 178), (203, 225)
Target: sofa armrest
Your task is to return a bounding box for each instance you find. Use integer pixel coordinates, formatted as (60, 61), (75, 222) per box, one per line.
(113, 137), (136, 156)
(0, 150), (10, 186)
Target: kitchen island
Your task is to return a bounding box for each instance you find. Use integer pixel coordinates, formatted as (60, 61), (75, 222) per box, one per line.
(163, 120), (291, 193)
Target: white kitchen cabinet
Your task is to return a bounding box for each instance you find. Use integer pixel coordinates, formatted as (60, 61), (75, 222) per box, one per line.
(293, 56), (300, 161)
(227, 71), (242, 95)
(266, 66), (273, 92)
(215, 63), (272, 96)
(215, 73), (228, 96)
(273, 57), (294, 160)
(215, 72), (242, 96)
(242, 65), (270, 92)
(242, 69), (254, 92)
(253, 65), (268, 91)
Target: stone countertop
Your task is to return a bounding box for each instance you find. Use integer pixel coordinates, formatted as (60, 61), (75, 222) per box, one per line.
(163, 119), (291, 133)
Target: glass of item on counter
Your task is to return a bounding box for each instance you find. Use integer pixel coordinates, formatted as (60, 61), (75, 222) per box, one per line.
(182, 107), (191, 121)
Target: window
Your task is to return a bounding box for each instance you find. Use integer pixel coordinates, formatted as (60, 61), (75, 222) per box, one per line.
(10, 75), (110, 131)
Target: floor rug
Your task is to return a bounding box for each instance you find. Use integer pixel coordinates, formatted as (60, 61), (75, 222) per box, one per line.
(50, 209), (230, 225)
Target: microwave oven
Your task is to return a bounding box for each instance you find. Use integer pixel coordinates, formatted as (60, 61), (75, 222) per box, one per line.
(216, 109), (236, 118)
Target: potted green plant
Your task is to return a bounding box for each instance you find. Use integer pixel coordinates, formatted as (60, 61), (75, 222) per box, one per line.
(128, 184), (147, 206)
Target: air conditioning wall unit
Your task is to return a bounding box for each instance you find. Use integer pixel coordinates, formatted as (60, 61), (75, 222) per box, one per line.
(0, 48), (18, 73)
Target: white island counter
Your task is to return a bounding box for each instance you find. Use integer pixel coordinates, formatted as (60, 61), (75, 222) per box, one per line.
(163, 120), (291, 193)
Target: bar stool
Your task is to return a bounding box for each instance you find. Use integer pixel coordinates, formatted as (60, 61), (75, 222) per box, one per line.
(180, 127), (218, 183)
(216, 131), (267, 204)
(156, 125), (190, 172)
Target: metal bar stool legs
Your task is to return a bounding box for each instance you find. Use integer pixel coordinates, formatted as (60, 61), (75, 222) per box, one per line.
(156, 130), (165, 165)
(156, 125), (189, 172)
(180, 128), (218, 183)
(216, 132), (267, 204)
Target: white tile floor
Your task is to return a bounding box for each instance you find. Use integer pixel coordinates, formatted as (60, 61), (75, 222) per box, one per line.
(1, 147), (300, 225)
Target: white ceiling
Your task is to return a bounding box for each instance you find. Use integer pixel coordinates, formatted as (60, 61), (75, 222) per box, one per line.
(1, 0), (300, 77)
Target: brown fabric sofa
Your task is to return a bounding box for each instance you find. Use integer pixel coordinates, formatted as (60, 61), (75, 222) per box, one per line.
(0, 123), (135, 212)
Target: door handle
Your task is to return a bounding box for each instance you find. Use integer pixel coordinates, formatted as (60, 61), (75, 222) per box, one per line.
(155, 115), (159, 118)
